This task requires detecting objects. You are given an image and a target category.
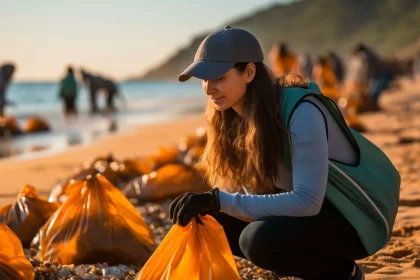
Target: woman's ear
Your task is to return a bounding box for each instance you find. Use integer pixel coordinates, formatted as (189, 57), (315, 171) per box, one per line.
(244, 63), (256, 83)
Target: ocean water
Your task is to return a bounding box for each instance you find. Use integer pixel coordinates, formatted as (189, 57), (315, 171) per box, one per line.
(0, 80), (207, 160)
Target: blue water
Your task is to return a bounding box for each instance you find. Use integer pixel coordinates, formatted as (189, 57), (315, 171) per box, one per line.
(1, 80), (207, 160)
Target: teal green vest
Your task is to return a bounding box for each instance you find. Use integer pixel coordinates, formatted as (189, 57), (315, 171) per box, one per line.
(59, 75), (77, 98)
(280, 82), (400, 255)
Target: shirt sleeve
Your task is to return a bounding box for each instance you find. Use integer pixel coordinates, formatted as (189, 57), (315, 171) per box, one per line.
(218, 102), (329, 220)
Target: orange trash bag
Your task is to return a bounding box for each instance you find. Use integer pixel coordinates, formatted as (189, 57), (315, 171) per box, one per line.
(122, 164), (210, 202)
(0, 185), (59, 247)
(178, 127), (207, 154)
(136, 215), (240, 280)
(145, 147), (180, 171)
(182, 145), (204, 166)
(0, 116), (22, 137)
(49, 154), (127, 197)
(48, 154), (144, 203)
(24, 116), (50, 133)
(0, 224), (34, 280)
(33, 174), (156, 266)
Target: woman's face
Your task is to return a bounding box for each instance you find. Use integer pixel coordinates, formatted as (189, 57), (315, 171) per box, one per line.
(202, 64), (255, 115)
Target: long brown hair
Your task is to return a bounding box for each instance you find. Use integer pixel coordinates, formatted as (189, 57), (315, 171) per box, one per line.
(200, 62), (308, 194)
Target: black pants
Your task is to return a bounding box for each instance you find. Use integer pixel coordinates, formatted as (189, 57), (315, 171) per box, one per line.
(63, 96), (77, 115)
(106, 90), (117, 111)
(211, 199), (369, 280)
(89, 87), (98, 113)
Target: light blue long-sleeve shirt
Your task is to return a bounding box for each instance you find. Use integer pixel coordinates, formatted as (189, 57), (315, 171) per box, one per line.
(218, 99), (357, 220)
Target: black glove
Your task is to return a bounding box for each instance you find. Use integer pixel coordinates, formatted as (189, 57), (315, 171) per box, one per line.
(169, 188), (220, 227)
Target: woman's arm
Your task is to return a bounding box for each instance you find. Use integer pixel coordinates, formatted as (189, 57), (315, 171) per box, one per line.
(218, 102), (329, 220)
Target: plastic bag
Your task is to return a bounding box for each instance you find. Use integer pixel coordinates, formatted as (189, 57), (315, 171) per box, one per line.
(145, 147), (180, 171)
(48, 156), (117, 203)
(48, 181), (71, 204)
(48, 155), (152, 203)
(47, 158), (118, 203)
(0, 224), (35, 280)
(24, 116), (50, 133)
(120, 158), (153, 179)
(0, 116), (22, 137)
(122, 164), (210, 202)
(178, 132), (207, 153)
(34, 174), (155, 266)
(182, 145), (204, 166)
(178, 127), (207, 161)
(0, 185), (59, 247)
(136, 215), (240, 280)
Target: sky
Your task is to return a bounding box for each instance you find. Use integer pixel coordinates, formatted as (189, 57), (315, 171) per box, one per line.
(0, 0), (291, 81)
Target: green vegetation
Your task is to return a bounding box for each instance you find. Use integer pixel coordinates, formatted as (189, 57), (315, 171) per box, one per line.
(132, 0), (420, 80)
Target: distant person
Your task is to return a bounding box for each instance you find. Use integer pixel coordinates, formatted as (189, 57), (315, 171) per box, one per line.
(81, 69), (122, 114)
(344, 49), (369, 98)
(413, 51), (420, 81)
(0, 63), (16, 117)
(341, 52), (370, 132)
(312, 56), (340, 101)
(59, 66), (78, 123)
(269, 42), (299, 76)
(103, 78), (119, 113)
(81, 69), (100, 114)
(353, 43), (393, 110)
(353, 43), (382, 81)
(327, 51), (345, 83)
(297, 53), (313, 78)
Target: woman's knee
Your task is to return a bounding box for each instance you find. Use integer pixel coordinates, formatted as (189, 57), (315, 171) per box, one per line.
(239, 219), (283, 266)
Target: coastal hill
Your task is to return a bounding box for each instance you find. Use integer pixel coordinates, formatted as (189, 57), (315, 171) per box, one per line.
(129, 0), (420, 81)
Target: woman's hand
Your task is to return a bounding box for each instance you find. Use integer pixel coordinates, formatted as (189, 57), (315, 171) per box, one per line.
(169, 188), (220, 226)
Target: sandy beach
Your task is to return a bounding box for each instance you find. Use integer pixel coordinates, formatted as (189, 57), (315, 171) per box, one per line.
(356, 79), (420, 280)
(0, 114), (206, 205)
(1, 79), (420, 279)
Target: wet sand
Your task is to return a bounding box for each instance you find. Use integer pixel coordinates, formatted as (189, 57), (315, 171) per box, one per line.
(0, 114), (206, 205)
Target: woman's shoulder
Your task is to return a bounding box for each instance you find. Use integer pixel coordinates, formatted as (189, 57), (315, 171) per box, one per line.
(281, 81), (321, 94)
(280, 81), (323, 126)
(291, 101), (326, 125)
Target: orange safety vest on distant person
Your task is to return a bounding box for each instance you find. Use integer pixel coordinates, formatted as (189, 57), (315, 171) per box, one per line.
(270, 51), (299, 76)
(312, 64), (340, 101)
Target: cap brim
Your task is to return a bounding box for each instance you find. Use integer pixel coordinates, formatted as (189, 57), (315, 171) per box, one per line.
(178, 61), (235, 82)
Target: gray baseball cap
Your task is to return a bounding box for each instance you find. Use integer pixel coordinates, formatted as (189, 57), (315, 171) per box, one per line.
(179, 26), (264, 82)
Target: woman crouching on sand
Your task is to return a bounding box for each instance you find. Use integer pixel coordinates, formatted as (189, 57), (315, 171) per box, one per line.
(169, 27), (400, 280)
